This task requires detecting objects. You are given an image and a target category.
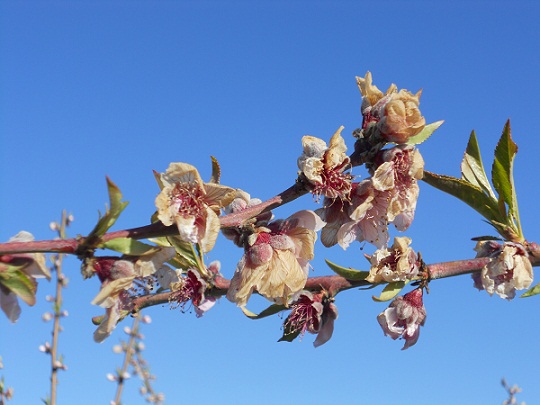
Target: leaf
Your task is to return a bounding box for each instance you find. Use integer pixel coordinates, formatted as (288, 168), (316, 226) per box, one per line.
(241, 304), (285, 320)
(461, 130), (496, 199)
(209, 156), (221, 183)
(422, 171), (503, 224)
(101, 238), (160, 256)
(0, 268), (36, 306)
(491, 120), (521, 237)
(84, 177), (129, 248)
(520, 283), (540, 298)
(405, 120), (444, 145)
(166, 236), (198, 269)
(325, 259), (369, 281)
(372, 281), (408, 302)
(278, 328), (302, 343)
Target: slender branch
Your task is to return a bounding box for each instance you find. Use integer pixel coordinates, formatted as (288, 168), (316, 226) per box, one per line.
(113, 315), (140, 405)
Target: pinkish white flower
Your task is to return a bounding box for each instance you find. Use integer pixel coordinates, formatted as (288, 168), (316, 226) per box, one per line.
(0, 231), (50, 322)
(155, 162), (236, 253)
(227, 210), (324, 307)
(280, 290), (338, 347)
(297, 127), (353, 200)
(474, 241), (533, 300)
(377, 288), (426, 350)
(367, 236), (419, 283)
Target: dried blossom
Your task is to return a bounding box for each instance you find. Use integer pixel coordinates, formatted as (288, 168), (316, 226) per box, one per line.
(367, 236), (419, 283)
(170, 263), (219, 317)
(377, 288), (426, 350)
(155, 162), (236, 253)
(227, 210), (324, 307)
(474, 241), (533, 300)
(297, 126), (353, 200)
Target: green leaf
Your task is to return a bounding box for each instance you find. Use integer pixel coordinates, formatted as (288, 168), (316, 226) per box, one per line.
(166, 236), (198, 269)
(0, 268), (36, 306)
(422, 171), (503, 224)
(520, 283), (540, 298)
(491, 120), (521, 237)
(405, 120), (444, 145)
(85, 177), (129, 247)
(278, 328), (302, 343)
(461, 130), (496, 199)
(241, 303), (285, 319)
(325, 259), (369, 281)
(372, 281), (408, 302)
(209, 155), (221, 183)
(101, 238), (160, 256)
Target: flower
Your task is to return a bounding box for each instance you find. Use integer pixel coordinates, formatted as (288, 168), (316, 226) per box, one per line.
(227, 210), (324, 307)
(356, 71), (425, 144)
(377, 288), (426, 350)
(372, 145), (424, 231)
(0, 231), (50, 322)
(90, 247), (176, 342)
(280, 290), (338, 347)
(367, 236), (419, 283)
(474, 241), (533, 300)
(155, 162), (236, 253)
(297, 126), (353, 200)
(170, 262), (220, 317)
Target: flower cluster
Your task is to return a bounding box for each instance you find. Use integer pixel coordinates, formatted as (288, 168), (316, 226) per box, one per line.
(367, 236), (419, 283)
(473, 241), (533, 300)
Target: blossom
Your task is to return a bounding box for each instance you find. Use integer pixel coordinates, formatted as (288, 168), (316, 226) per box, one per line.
(297, 126), (353, 200)
(227, 210), (324, 307)
(372, 145), (424, 231)
(170, 262), (220, 317)
(155, 162), (236, 253)
(356, 71), (425, 144)
(280, 290), (338, 347)
(367, 236), (419, 283)
(377, 288), (426, 350)
(474, 241), (533, 300)
(90, 247), (176, 342)
(0, 231), (50, 322)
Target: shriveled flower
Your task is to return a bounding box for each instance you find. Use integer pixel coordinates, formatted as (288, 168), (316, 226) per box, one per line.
(474, 241), (533, 300)
(297, 126), (353, 200)
(372, 145), (424, 231)
(227, 210), (324, 307)
(90, 247), (176, 342)
(222, 190), (273, 247)
(0, 231), (50, 322)
(280, 290), (338, 347)
(170, 262), (220, 317)
(356, 71), (425, 144)
(155, 162), (236, 253)
(336, 180), (391, 249)
(367, 236), (419, 283)
(377, 288), (426, 350)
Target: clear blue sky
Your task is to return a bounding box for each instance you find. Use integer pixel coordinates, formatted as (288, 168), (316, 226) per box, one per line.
(1, 1), (540, 404)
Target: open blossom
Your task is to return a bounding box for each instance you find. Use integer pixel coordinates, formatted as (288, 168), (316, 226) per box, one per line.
(297, 126), (353, 200)
(372, 145), (424, 231)
(0, 231), (50, 322)
(155, 162), (236, 253)
(90, 247), (176, 342)
(474, 241), (533, 300)
(377, 288), (426, 350)
(169, 262), (220, 317)
(227, 210), (324, 307)
(367, 237), (419, 283)
(280, 290), (338, 347)
(356, 71), (425, 144)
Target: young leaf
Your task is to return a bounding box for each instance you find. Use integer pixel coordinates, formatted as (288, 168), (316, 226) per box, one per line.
(372, 281), (408, 302)
(520, 283), (540, 298)
(491, 120), (522, 238)
(101, 238), (160, 256)
(325, 259), (369, 281)
(422, 171), (503, 224)
(461, 130), (496, 199)
(0, 269), (36, 306)
(209, 155), (221, 184)
(240, 304), (285, 319)
(405, 120), (444, 145)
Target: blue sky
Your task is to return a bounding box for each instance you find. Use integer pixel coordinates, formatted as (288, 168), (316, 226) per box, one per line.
(1, 1), (540, 404)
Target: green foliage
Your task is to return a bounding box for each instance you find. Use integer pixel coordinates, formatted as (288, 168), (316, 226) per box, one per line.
(325, 259), (369, 281)
(372, 281), (409, 302)
(0, 265), (36, 306)
(406, 120), (444, 145)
